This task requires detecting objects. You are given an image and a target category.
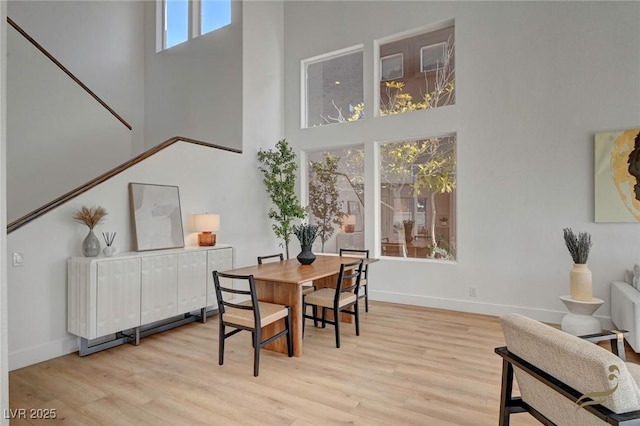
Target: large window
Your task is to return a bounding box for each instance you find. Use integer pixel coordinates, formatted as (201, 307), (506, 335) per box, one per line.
(379, 135), (456, 260)
(161, 0), (231, 50)
(302, 47), (364, 128)
(300, 22), (457, 262)
(378, 24), (455, 116)
(307, 147), (365, 253)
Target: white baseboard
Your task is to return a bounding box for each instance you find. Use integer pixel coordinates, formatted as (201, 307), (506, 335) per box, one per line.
(9, 293), (616, 370)
(9, 336), (78, 371)
(370, 290), (614, 329)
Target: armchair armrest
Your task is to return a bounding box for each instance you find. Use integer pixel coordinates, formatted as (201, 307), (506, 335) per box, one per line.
(494, 346), (640, 425)
(580, 329), (628, 361)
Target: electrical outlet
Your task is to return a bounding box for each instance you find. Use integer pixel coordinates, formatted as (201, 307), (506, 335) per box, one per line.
(468, 286), (477, 297)
(12, 252), (24, 267)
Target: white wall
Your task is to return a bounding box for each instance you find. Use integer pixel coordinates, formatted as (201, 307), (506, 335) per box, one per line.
(5, 0), (284, 371)
(5, 1), (145, 223)
(1, 1), (9, 421)
(7, 0), (145, 153)
(283, 1), (640, 323)
(6, 26), (132, 223)
(143, 1), (243, 151)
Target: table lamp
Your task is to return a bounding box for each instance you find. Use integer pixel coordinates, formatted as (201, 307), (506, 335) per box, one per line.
(344, 215), (356, 233)
(193, 213), (220, 246)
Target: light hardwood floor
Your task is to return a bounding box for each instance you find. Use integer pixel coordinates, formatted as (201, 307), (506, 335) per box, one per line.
(9, 302), (637, 425)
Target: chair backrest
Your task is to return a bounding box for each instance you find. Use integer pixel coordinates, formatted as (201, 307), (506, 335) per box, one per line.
(339, 248), (369, 280)
(500, 313), (640, 422)
(213, 271), (260, 329)
(333, 259), (364, 304)
(381, 242), (407, 257)
(257, 253), (284, 264)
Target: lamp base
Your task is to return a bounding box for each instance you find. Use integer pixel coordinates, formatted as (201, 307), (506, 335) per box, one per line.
(198, 232), (216, 246)
(344, 225), (355, 233)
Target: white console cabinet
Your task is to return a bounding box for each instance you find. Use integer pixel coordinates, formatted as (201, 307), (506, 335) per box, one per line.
(68, 245), (233, 354)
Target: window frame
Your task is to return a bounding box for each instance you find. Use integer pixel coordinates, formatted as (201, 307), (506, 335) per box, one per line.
(374, 18), (455, 118)
(376, 134), (457, 262)
(157, 0), (231, 52)
(300, 44), (364, 129)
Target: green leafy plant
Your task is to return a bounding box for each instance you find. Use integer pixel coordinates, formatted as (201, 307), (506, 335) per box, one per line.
(309, 154), (346, 252)
(563, 228), (592, 264)
(258, 139), (306, 259)
(292, 223), (319, 247)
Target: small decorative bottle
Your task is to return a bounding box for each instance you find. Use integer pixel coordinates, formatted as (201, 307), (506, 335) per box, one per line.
(102, 232), (117, 257)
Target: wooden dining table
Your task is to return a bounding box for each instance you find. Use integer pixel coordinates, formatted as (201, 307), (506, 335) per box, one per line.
(220, 254), (378, 356)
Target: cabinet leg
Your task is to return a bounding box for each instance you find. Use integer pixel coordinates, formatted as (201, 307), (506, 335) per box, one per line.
(200, 307), (207, 323)
(80, 338), (89, 356)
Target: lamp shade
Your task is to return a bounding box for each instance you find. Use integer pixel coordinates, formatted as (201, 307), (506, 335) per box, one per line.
(193, 214), (220, 232)
(344, 214), (356, 233)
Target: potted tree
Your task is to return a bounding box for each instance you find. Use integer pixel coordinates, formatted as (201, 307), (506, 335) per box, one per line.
(258, 140), (306, 259)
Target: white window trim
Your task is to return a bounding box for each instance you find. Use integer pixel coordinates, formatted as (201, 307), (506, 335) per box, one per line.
(157, 0), (229, 52)
(300, 44), (364, 129)
(374, 134), (457, 263)
(373, 18), (454, 118)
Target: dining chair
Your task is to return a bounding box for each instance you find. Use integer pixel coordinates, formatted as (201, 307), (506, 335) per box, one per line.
(212, 270), (293, 377)
(339, 248), (370, 312)
(381, 241), (408, 257)
(302, 259), (364, 348)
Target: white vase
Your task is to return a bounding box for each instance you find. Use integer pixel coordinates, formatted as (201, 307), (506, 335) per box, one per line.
(103, 246), (116, 257)
(82, 229), (101, 257)
(570, 263), (593, 301)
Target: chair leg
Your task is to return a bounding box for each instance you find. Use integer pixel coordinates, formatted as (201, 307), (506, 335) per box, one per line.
(313, 305), (318, 328)
(364, 285), (369, 312)
(253, 328), (261, 377)
(321, 307), (327, 328)
(354, 302), (360, 336)
(218, 323), (225, 366)
(286, 307), (293, 357)
(334, 307), (341, 348)
(499, 359), (514, 426)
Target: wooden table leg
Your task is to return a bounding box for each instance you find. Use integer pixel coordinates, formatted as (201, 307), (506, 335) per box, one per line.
(254, 279), (303, 357)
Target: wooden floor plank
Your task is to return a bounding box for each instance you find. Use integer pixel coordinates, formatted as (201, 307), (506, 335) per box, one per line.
(10, 301), (632, 425)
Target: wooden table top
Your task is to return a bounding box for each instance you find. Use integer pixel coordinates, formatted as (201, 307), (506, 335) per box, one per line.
(222, 254), (378, 284)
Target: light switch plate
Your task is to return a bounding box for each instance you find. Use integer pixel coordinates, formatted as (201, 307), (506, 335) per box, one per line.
(12, 252), (24, 267)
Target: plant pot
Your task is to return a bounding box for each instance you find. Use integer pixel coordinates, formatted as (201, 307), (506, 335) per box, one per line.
(570, 263), (593, 301)
(82, 229), (101, 257)
(297, 245), (316, 265)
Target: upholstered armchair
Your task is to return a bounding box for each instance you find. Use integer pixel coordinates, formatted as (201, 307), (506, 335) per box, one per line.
(496, 313), (640, 425)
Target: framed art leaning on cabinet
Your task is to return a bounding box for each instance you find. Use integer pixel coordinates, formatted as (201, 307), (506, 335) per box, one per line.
(129, 182), (185, 251)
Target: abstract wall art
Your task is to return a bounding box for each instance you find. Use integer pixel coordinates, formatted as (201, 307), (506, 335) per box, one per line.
(594, 128), (640, 222)
(129, 182), (185, 251)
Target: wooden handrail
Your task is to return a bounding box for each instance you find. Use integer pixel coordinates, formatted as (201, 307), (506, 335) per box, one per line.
(7, 137), (242, 234)
(7, 16), (132, 130)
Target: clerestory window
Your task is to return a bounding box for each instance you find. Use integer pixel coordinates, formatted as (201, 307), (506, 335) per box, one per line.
(159, 0), (231, 51)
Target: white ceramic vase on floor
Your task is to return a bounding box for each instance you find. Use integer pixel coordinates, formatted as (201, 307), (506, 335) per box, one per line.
(570, 263), (593, 301)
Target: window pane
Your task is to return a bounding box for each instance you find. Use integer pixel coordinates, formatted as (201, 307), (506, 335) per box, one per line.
(165, 0), (188, 49)
(202, 0), (231, 35)
(379, 135), (456, 260)
(305, 49), (363, 128)
(307, 147), (365, 253)
(379, 25), (455, 116)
